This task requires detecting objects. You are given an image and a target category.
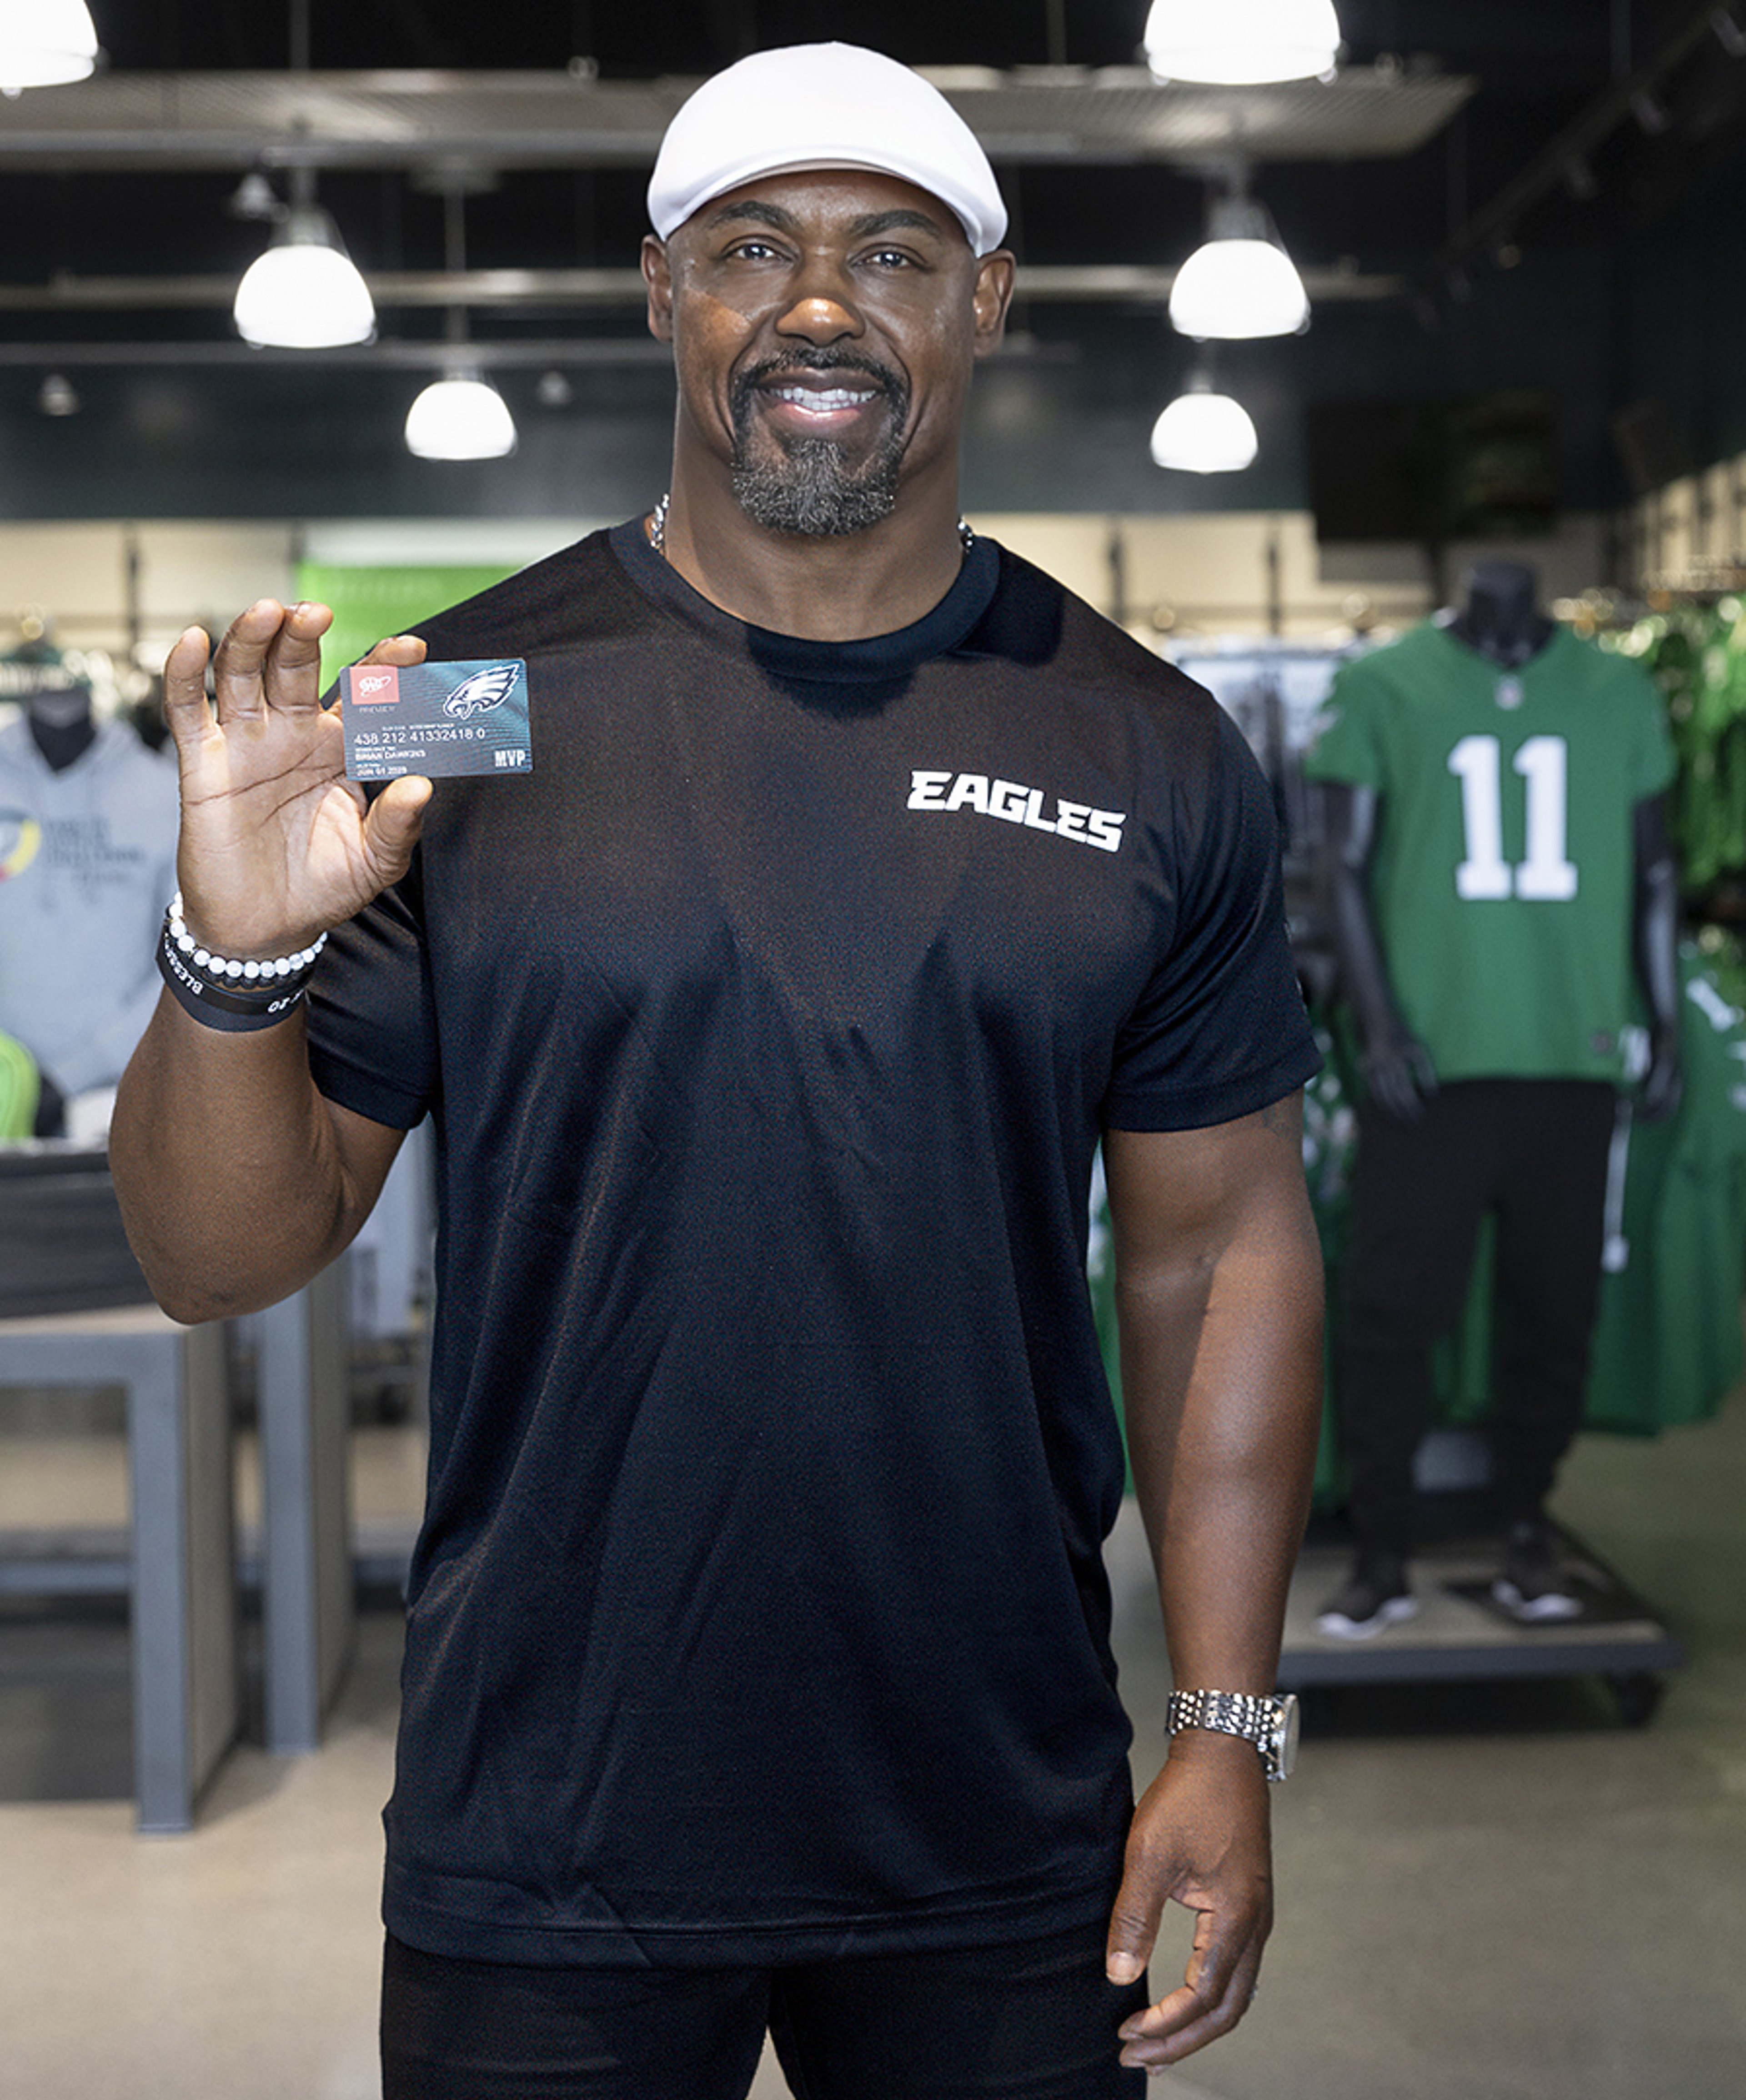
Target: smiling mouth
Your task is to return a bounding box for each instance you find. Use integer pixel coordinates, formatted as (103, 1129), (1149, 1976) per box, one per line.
(758, 377), (886, 422)
(733, 348), (902, 429)
(775, 385), (873, 408)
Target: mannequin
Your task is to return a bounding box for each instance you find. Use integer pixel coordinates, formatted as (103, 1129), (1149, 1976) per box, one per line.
(0, 636), (98, 776)
(1326, 563), (1683, 1124)
(25, 673), (98, 774)
(0, 642), (179, 1139)
(1306, 562), (1682, 1635)
(5, 642), (92, 1132)
(1439, 556), (1556, 667)
(22, 679), (96, 1131)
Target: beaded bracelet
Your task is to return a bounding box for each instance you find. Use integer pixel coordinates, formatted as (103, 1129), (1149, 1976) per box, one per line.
(156, 894), (330, 1034)
(168, 891), (327, 985)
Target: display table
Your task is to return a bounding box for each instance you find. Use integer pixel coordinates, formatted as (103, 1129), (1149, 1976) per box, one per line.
(256, 1260), (355, 1754)
(1281, 1514), (1686, 1727)
(0, 1301), (237, 1832)
(0, 1256), (356, 1824)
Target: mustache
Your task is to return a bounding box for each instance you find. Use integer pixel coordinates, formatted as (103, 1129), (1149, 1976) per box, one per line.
(731, 347), (908, 418)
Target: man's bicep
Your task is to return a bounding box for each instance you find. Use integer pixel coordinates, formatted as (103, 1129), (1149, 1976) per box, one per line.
(323, 1092), (411, 1248)
(1103, 1092), (1309, 1269)
(1103, 1095), (1324, 1561)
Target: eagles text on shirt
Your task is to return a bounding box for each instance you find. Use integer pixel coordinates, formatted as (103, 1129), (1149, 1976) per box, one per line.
(906, 769), (1128, 852)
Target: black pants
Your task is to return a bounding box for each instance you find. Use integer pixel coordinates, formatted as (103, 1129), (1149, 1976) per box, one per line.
(1337, 1077), (1617, 1556)
(380, 1918), (1149, 2100)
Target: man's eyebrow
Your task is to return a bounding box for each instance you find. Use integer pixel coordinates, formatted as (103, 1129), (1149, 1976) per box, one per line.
(698, 201), (951, 241)
(847, 208), (950, 241)
(702, 200), (802, 233)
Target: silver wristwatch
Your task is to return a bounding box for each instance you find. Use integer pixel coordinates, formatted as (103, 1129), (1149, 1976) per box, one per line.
(1166, 1689), (1300, 1782)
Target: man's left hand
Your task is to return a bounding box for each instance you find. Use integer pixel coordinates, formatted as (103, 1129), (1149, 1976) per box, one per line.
(1105, 1733), (1273, 2070)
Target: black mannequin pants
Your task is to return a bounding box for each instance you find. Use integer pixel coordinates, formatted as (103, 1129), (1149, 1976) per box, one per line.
(1336, 1077), (1618, 1557)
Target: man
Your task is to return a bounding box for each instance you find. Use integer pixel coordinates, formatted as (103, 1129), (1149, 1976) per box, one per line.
(112, 44), (1323, 2100)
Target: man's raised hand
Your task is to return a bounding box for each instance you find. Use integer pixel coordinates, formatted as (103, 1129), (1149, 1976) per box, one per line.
(161, 600), (432, 960)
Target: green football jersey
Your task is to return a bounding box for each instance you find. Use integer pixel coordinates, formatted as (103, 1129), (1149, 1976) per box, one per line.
(1303, 621), (1676, 1082)
(1581, 954), (1746, 1436)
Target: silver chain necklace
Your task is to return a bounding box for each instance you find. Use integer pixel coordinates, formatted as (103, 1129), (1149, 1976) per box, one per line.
(647, 493), (973, 558)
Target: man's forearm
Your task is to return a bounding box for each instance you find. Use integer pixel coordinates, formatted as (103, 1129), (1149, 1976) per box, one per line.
(1128, 1226), (1322, 1691)
(110, 991), (380, 1323)
(1111, 1135), (1324, 1692)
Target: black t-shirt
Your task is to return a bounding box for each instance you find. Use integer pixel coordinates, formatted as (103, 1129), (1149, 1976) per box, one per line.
(308, 521), (1318, 1968)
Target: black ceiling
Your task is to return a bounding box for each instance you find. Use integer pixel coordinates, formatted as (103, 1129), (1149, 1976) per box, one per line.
(5, 1), (1746, 334)
(3, 2), (1746, 529)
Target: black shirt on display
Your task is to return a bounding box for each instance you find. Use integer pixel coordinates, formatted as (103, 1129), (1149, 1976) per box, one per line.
(307, 521), (1319, 1969)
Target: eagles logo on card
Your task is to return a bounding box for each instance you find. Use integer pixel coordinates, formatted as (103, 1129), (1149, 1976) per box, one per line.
(444, 663), (522, 721)
(341, 656), (533, 781)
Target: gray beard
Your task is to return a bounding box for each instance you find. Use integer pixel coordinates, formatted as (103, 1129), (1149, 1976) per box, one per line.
(729, 357), (910, 537)
(732, 439), (903, 536)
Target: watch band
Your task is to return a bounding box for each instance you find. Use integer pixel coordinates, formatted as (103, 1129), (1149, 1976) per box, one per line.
(1167, 1689), (1299, 1781)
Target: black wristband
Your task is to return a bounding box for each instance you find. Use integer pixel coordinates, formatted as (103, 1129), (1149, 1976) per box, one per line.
(157, 920), (310, 1032)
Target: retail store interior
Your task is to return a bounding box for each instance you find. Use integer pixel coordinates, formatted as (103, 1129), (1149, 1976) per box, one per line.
(4, 4), (1746, 2098)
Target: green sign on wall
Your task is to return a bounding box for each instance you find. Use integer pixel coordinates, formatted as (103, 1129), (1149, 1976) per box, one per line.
(293, 563), (519, 691)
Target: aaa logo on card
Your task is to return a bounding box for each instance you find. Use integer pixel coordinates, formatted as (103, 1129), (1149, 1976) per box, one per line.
(350, 668), (400, 705)
(443, 663), (522, 720)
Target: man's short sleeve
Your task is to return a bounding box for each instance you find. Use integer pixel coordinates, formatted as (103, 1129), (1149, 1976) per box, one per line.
(306, 867), (437, 1131)
(1300, 654), (1387, 792)
(1102, 707), (1319, 1133)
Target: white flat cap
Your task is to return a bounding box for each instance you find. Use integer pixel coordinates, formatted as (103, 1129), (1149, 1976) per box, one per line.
(647, 42), (1008, 256)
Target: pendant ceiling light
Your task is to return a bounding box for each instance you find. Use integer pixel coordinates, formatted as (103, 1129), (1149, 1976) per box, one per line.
(1170, 194), (1310, 341)
(36, 371), (80, 416)
(1150, 376), (1259, 475)
(233, 8), (374, 347)
(405, 185), (517, 460)
(233, 173), (376, 348)
(1144, 0), (1341, 85)
(405, 373), (518, 460)
(0, 0), (99, 92)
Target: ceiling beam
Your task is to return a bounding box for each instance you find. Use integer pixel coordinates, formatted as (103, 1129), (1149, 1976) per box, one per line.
(0, 65), (1474, 174)
(0, 263), (1405, 317)
(0, 338), (672, 368)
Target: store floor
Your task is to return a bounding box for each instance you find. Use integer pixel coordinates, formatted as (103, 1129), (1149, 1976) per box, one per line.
(1, 1388), (1743, 2100)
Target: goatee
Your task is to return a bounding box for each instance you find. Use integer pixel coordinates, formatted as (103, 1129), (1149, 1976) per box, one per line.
(730, 351), (911, 537)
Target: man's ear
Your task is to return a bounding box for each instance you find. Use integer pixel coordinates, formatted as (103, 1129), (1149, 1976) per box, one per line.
(971, 251), (1017, 359)
(642, 235), (674, 343)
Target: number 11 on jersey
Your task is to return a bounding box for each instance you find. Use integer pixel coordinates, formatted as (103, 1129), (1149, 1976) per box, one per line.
(1448, 733), (1579, 902)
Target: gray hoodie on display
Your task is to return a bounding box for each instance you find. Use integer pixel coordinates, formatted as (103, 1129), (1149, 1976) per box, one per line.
(0, 710), (179, 1097)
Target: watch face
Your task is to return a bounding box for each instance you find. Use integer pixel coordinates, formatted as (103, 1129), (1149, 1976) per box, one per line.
(1270, 1693), (1301, 1780)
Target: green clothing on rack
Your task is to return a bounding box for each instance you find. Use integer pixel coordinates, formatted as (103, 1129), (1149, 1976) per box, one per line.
(1093, 965), (1743, 1506)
